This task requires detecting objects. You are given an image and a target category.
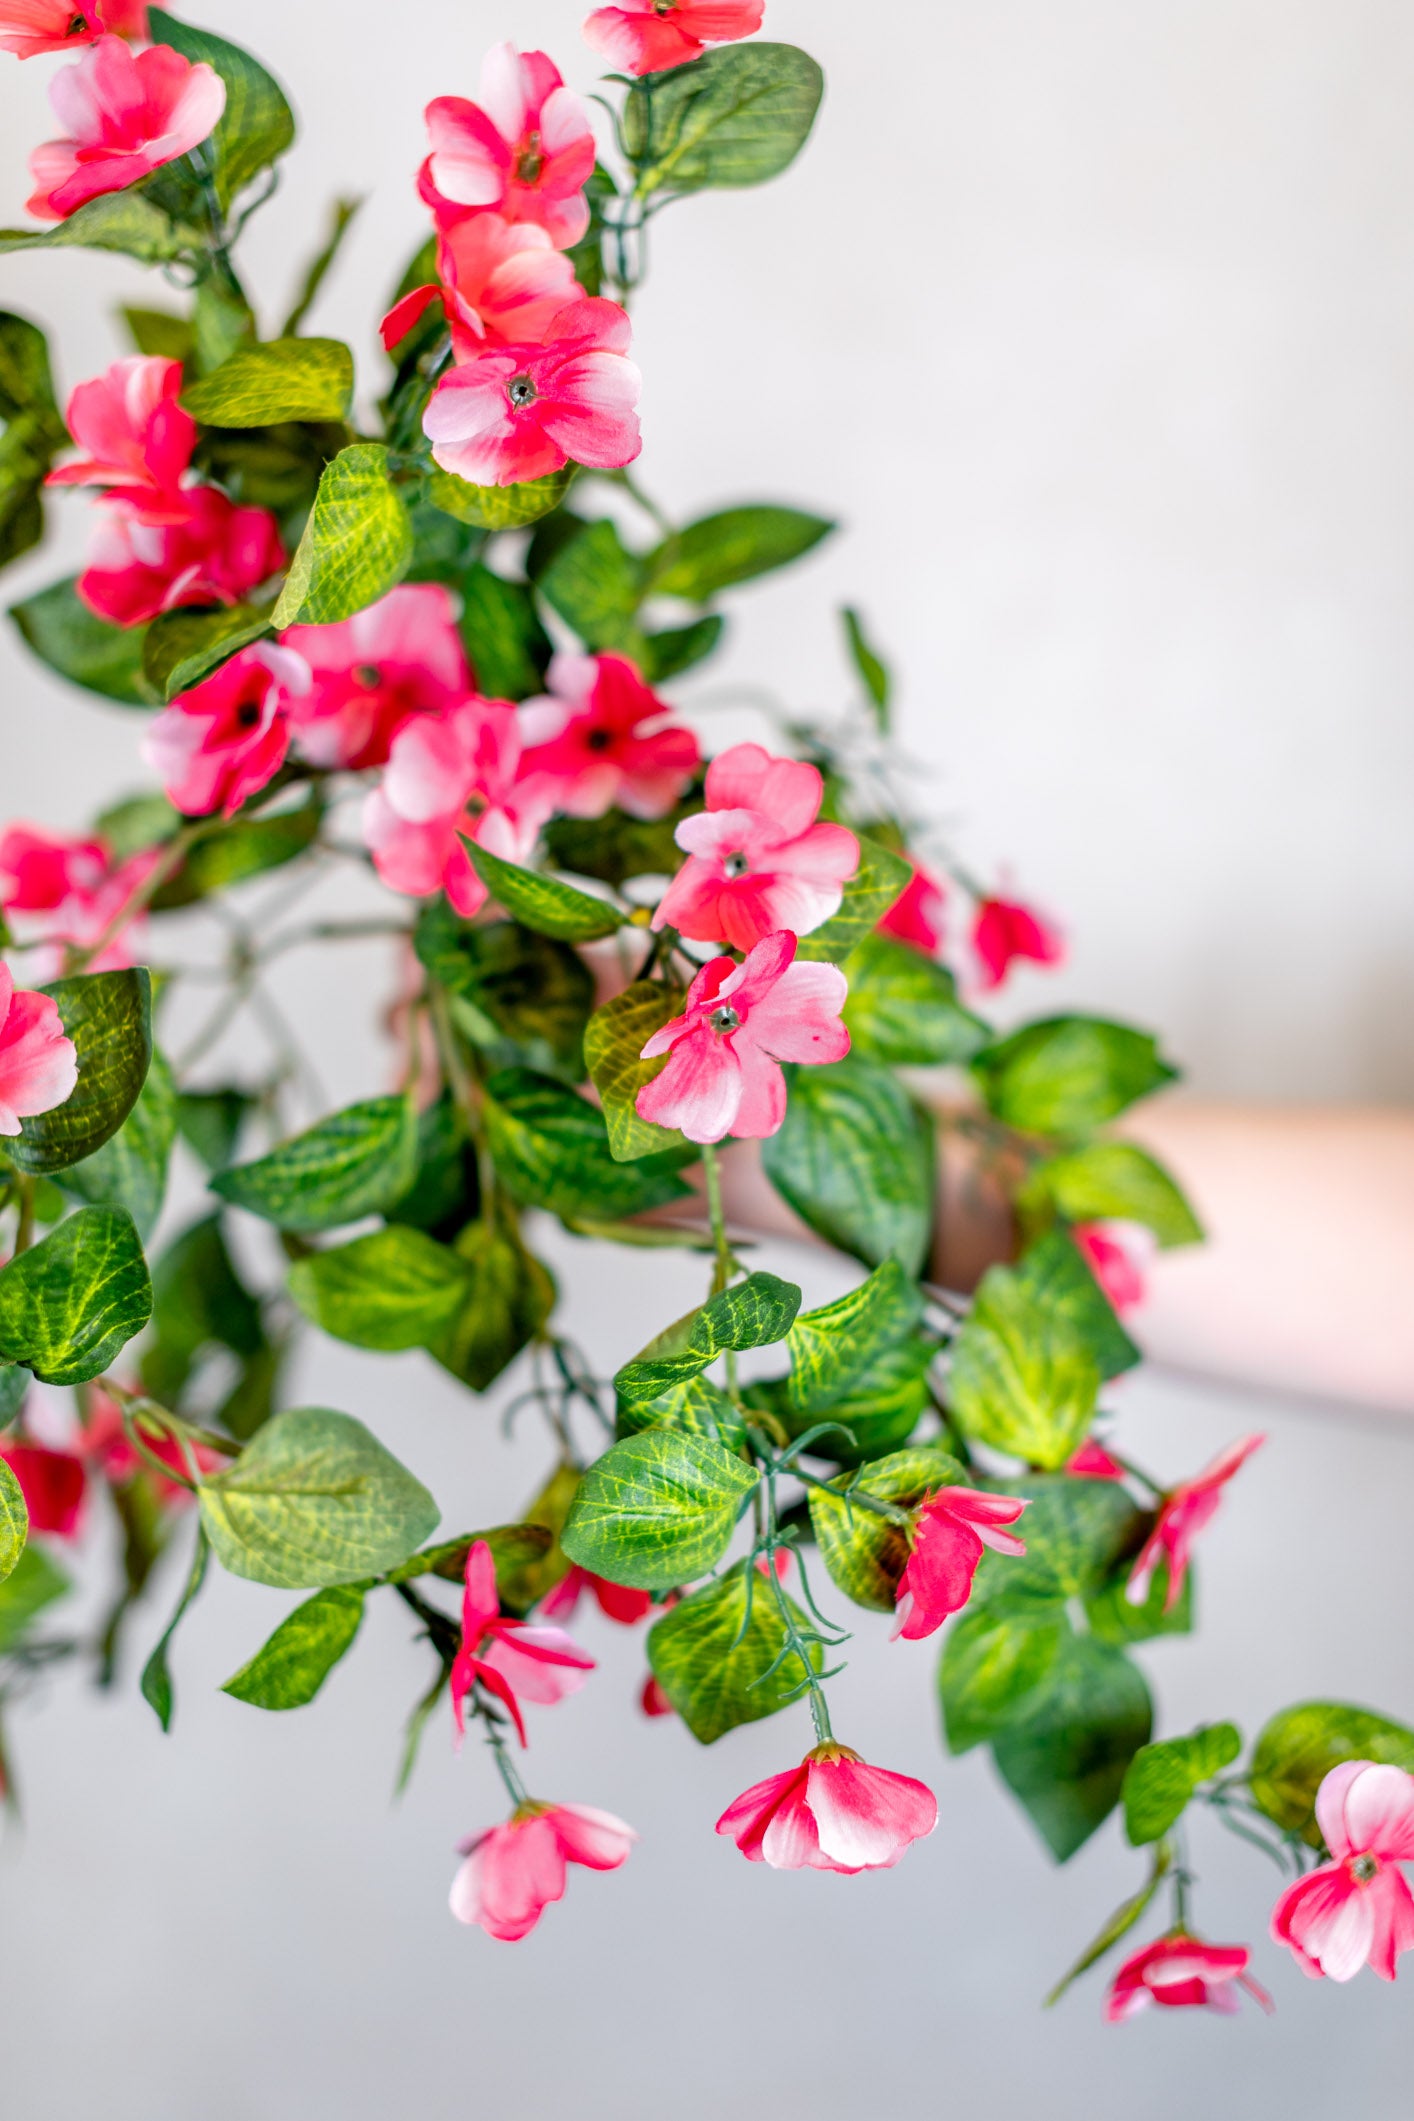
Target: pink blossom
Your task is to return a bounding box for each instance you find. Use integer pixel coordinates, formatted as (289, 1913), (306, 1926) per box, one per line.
(876, 858), (946, 954)
(1105, 1932), (1272, 2021)
(583, 0), (764, 75)
(363, 695), (546, 918)
(77, 486), (285, 629)
(971, 892), (1064, 991)
(517, 653), (700, 822)
(1126, 1433), (1265, 1613)
(142, 645), (306, 819)
(422, 44), (596, 250)
(640, 1674), (674, 1717)
(450, 1540), (594, 1747)
(539, 1567), (653, 1626)
(280, 585), (472, 773)
(26, 34), (224, 221)
(1067, 1438), (1126, 1481)
(0, 1441), (87, 1538)
(0, 0), (155, 60)
(381, 214), (583, 363)
(892, 1486), (1028, 1641)
(652, 744), (860, 951)
(716, 1743), (937, 1873)
(1272, 1762), (1414, 1983)
(450, 1800), (636, 1940)
(0, 965), (78, 1137)
(422, 297), (641, 489)
(636, 929), (849, 1145)
(0, 824), (157, 972)
(1074, 1221), (1153, 1313)
(46, 355), (193, 521)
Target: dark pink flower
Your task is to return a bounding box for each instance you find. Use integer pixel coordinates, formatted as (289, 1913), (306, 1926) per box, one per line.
(636, 929), (849, 1145)
(640, 1674), (674, 1717)
(583, 0), (764, 75)
(652, 744), (860, 951)
(876, 858), (946, 954)
(0, 0), (157, 60)
(281, 585), (472, 772)
(1075, 1222), (1152, 1313)
(1106, 1932), (1272, 2021)
(971, 892), (1064, 991)
(27, 33), (224, 221)
(716, 1743), (937, 1873)
(381, 213), (583, 363)
(77, 486), (285, 629)
(422, 45), (596, 250)
(0, 824), (158, 972)
(1126, 1433), (1265, 1613)
(1067, 1438), (1126, 1481)
(1272, 1762), (1414, 1983)
(142, 644), (306, 819)
(450, 1539), (594, 1747)
(0, 965), (78, 1137)
(450, 1800), (635, 1939)
(539, 1566), (654, 1626)
(362, 696), (547, 918)
(516, 653), (700, 822)
(46, 354), (194, 521)
(0, 1441), (87, 1539)
(422, 297), (641, 489)
(892, 1486), (1028, 1640)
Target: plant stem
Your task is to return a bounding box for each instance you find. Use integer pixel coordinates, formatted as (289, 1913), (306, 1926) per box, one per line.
(701, 1143), (732, 1299)
(12, 1178), (35, 1258)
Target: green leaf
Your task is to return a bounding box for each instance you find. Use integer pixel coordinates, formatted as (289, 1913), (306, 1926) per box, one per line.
(0, 1458), (26, 1584)
(139, 1523), (209, 1731)
(1250, 1702), (1414, 1846)
(840, 934), (989, 1065)
(150, 17), (296, 212)
(641, 614), (724, 681)
(1020, 1141), (1204, 1248)
(123, 304), (195, 362)
(0, 310), (61, 423)
(1084, 1556), (1193, 1644)
(463, 841), (623, 941)
(616, 1371), (746, 1455)
(1044, 1844), (1172, 2007)
(427, 464), (573, 530)
(182, 338), (353, 427)
(142, 603), (272, 700)
(140, 1212), (262, 1403)
(0, 1206), (151, 1384)
(272, 443), (412, 627)
(288, 1225), (469, 1352)
(175, 1088), (252, 1173)
(0, 1366), (27, 1421)
(808, 1444), (963, 1610)
(152, 793), (322, 906)
(970, 1475), (1144, 1614)
(390, 1519), (556, 1594)
(385, 1094), (475, 1235)
(9, 576), (153, 704)
(583, 982), (691, 1161)
(614, 1270), (801, 1402)
(626, 43), (824, 195)
(1012, 1229), (1141, 1382)
(993, 1632), (1153, 1860)
(645, 505), (833, 602)
(761, 1055), (934, 1274)
(785, 1257), (923, 1412)
(4, 969), (151, 1177)
(791, 837), (908, 966)
(221, 1584), (366, 1710)
(486, 1461), (581, 1614)
(646, 1563), (819, 1742)
(429, 1210), (556, 1392)
(971, 1017), (1179, 1138)
(543, 801), (693, 888)
(561, 1428), (759, 1590)
(0, 192), (192, 262)
(457, 563), (550, 699)
(841, 606), (890, 722)
(483, 1067), (691, 1223)
(1123, 1723), (1242, 1846)
(538, 517), (644, 650)
(764, 1332), (935, 1465)
(948, 1267), (1100, 1468)
(60, 1045), (177, 1239)
(940, 1604), (1069, 1753)
(213, 1094), (419, 1233)
(416, 905), (593, 1081)
(197, 1406), (439, 1590)
(0, 1540), (68, 1648)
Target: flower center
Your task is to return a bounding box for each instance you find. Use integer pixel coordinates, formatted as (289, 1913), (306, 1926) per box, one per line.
(515, 133), (544, 185)
(68, 12), (88, 32)
(707, 1004), (741, 1035)
(354, 664), (381, 689)
(235, 700), (262, 731)
(1352, 1853), (1380, 1883)
(722, 850), (749, 879)
(507, 373), (538, 410)
(585, 727), (614, 753)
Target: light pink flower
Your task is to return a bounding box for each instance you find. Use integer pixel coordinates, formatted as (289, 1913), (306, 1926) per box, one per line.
(0, 0), (155, 60)
(422, 297), (641, 489)
(1105, 1932), (1272, 2021)
(450, 1800), (636, 1940)
(26, 33), (224, 221)
(1075, 1221), (1153, 1313)
(971, 892), (1064, 991)
(77, 486), (285, 629)
(636, 929), (849, 1145)
(583, 0), (764, 75)
(1067, 1438), (1126, 1481)
(716, 1743), (937, 1873)
(0, 1441), (87, 1539)
(142, 644), (306, 819)
(280, 585), (472, 773)
(891, 1486), (1028, 1641)
(0, 824), (158, 972)
(652, 744), (860, 951)
(46, 354), (194, 522)
(1126, 1433), (1265, 1613)
(421, 44), (596, 250)
(517, 653), (700, 822)
(876, 858), (946, 954)
(362, 695), (546, 918)
(539, 1567), (653, 1626)
(1272, 1762), (1414, 1983)
(0, 965), (78, 1137)
(450, 1540), (594, 1747)
(381, 214), (583, 364)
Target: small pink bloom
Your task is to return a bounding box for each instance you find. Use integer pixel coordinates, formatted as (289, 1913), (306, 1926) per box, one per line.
(422, 297), (641, 488)
(1126, 1433), (1265, 1613)
(0, 825), (157, 972)
(0, 1440), (87, 1538)
(81, 1385), (207, 1504)
(652, 744), (860, 951)
(450, 1799), (636, 1940)
(449, 1539), (594, 1747)
(46, 355), (194, 522)
(716, 1743), (937, 1874)
(1272, 1761), (1414, 1983)
(971, 892), (1064, 991)
(77, 486), (285, 629)
(892, 1486), (1028, 1641)
(1067, 1438), (1126, 1481)
(876, 858), (947, 954)
(0, 965), (78, 1137)
(583, 0), (764, 75)
(142, 644), (306, 819)
(26, 33), (224, 221)
(363, 695), (546, 918)
(1105, 1931), (1273, 2021)
(280, 585), (472, 773)
(539, 1566), (653, 1626)
(517, 653), (700, 822)
(1074, 1222), (1153, 1313)
(636, 929), (849, 1146)
(422, 44), (596, 250)
(381, 214), (583, 363)
(0, 0), (155, 60)
(640, 1674), (674, 1718)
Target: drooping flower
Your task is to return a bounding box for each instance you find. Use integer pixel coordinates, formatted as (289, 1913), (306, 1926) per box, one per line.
(1271, 1761), (1414, 1983)
(716, 1743), (937, 1873)
(362, 695), (547, 919)
(1075, 1221), (1152, 1313)
(652, 744), (860, 951)
(142, 644), (307, 819)
(0, 964), (78, 1137)
(46, 354), (194, 521)
(971, 892), (1064, 991)
(280, 585), (472, 773)
(449, 1800), (636, 1940)
(892, 1486), (1028, 1640)
(422, 297), (641, 489)
(449, 1540), (595, 1747)
(0, 0), (156, 61)
(1105, 1932), (1273, 2020)
(1067, 1438), (1126, 1481)
(27, 34), (225, 221)
(876, 857), (947, 954)
(0, 1440), (87, 1538)
(636, 929), (849, 1145)
(583, 0), (764, 75)
(516, 653), (700, 822)
(0, 824), (158, 972)
(1125, 1433), (1265, 1613)
(77, 486), (285, 629)
(422, 44), (596, 249)
(381, 213), (583, 363)
(539, 1566), (653, 1626)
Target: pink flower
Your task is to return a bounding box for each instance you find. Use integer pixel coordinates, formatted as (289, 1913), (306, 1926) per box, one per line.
(636, 929), (849, 1145)
(0, 965), (78, 1137)
(362, 695), (547, 918)
(716, 1743), (937, 1873)
(1105, 1932), (1273, 2021)
(422, 297), (641, 489)
(77, 486), (285, 629)
(142, 644), (306, 819)
(46, 355), (194, 522)
(539, 1566), (653, 1626)
(422, 44), (596, 250)
(971, 892), (1064, 991)
(892, 1486), (1028, 1641)
(516, 653), (700, 822)
(640, 1674), (674, 1717)
(1126, 1433), (1265, 1613)
(0, 1441), (87, 1539)
(381, 214), (583, 363)
(1067, 1438), (1126, 1481)
(0, 825), (158, 972)
(1074, 1222), (1153, 1313)
(583, 0), (764, 75)
(81, 1385), (210, 1504)
(652, 744), (860, 951)
(1272, 1762), (1414, 1983)
(876, 858), (947, 954)
(0, 0), (155, 60)
(26, 34), (224, 221)
(280, 585), (472, 773)
(450, 1800), (635, 1940)
(449, 1539), (594, 1747)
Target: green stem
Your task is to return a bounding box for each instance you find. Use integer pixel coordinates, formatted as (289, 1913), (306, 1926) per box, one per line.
(12, 1177), (35, 1259)
(701, 1143), (732, 1299)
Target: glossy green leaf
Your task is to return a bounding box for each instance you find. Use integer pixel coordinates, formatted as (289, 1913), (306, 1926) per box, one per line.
(288, 1225), (469, 1352)
(430, 1210), (557, 1393)
(9, 576), (153, 704)
(841, 606), (890, 721)
(1020, 1140), (1204, 1248)
(489, 1461), (582, 1615)
(457, 563), (549, 699)
(841, 934), (989, 1065)
(123, 305), (194, 361)
(463, 842), (623, 941)
(483, 1067), (691, 1222)
(616, 1371), (746, 1454)
(222, 1584), (366, 1710)
(614, 1271), (801, 1402)
(427, 465), (573, 530)
(971, 1016), (1179, 1137)
(152, 794), (322, 907)
(60, 1046), (177, 1239)
(641, 614), (724, 681)
(0, 1206), (152, 1385)
(940, 1604), (1069, 1753)
(970, 1476), (1144, 1614)
(213, 1094), (419, 1233)
(273, 443), (412, 627)
(646, 1564), (819, 1742)
(645, 505), (833, 602)
(794, 837), (911, 964)
(142, 603), (272, 700)
(543, 802), (693, 888)
(761, 1055), (934, 1274)
(389, 1520), (556, 1594)
(0, 1365), (27, 1421)
(785, 1257), (923, 1412)
(175, 1089), (252, 1173)
(0, 1540), (68, 1648)
(5, 969), (151, 1176)
(1012, 1229), (1141, 1382)
(0, 192), (192, 262)
(765, 1332), (935, 1465)
(808, 1444), (963, 1610)
(1122, 1722), (1242, 1845)
(0, 1458), (26, 1584)
(0, 310), (60, 423)
(538, 517), (643, 650)
(139, 1522), (210, 1731)
(417, 905), (593, 1081)
(561, 1428), (759, 1590)
(583, 982), (691, 1160)
(993, 1632), (1153, 1860)
(626, 43), (824, 195)
(182, 338), (353, 426)
(151, 17), (296, 211)
(140, 1213), (263, 1405)
(1250, 1702), (1414, 1846)
(948, 1267), (1100, 1468)
(1084, 1556), (1192, 1644)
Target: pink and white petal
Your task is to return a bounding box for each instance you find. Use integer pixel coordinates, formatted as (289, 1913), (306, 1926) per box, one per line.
(461, 1537), (501, 1635)
(1194, 1432), (1266, 1494)
(715, 1768), (804, 1859)
(725, 1051), (786, 1139)
(1281, 1867), (1375, 1981)
(1339, 1764), (1414, 1863)
(476, 40), (533, 142)
(742, 960), (850, 1062)
(382, 718), (470, 824)
(1367, 1867), (1414, 1980)
(481, 1635), (592, 1705)
(806, 1760), (938, 1871)
(1316, 1759), (1377, 1861)
(540, 351), (642, 469)
(476, 1814), (567, 1938)
(722, 928), (798, 1009)
(550, 1802), (637, 1870)
(704, 745), (822, 837)
(635, 1026), (741, 1144)
(758, 1786), (826, 1871)
(0, 991), (78, 1118)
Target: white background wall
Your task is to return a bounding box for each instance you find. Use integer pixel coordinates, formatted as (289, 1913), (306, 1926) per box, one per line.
(2, 3), (1413, 2114)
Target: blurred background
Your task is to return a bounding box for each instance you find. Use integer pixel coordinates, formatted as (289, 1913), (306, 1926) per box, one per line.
(2, 1), (1413, 2113)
